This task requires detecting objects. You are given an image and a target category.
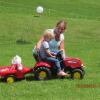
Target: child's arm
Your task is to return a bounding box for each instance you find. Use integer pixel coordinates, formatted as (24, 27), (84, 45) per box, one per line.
(42, 41), (56, 58)
(45, 48), (56, 58)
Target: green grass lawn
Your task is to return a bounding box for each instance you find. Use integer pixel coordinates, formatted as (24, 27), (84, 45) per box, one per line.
(0, 0), (100, 100)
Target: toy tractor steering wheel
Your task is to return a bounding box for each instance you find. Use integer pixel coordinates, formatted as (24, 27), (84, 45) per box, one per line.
(56, 50), (63, 60)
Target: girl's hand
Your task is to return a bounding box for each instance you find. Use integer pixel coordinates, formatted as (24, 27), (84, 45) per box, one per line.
(52, 55), (56, 58)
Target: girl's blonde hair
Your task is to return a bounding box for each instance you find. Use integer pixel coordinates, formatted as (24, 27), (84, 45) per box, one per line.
(43, 29), (54, 41)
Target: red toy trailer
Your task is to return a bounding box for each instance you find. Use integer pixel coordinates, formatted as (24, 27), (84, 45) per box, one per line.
(0, 64), (32, 83)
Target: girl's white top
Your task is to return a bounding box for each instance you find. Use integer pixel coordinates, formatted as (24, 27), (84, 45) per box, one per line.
(47, 29), (64, 50)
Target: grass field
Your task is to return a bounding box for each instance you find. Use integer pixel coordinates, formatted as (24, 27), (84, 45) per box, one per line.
(0, 0), (100, 100)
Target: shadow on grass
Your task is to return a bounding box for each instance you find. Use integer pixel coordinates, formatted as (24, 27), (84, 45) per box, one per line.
(26, 75), (71, 82)
(34, 15), (40, 17)
(0, 75), (72, 83)
(16, 39), (32, 45)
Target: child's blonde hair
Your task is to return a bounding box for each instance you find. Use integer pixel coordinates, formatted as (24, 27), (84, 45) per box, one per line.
(43, 29), (54, 41)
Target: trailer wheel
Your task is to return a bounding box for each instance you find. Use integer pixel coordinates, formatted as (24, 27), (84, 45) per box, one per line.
(6, 75), (15, 83)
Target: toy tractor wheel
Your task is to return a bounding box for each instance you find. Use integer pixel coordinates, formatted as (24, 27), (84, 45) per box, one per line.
(34, 67), (51, 80)
(81, 68), (85, 76)
(6, 75), (15, 83)
(71, 69), (84, 79)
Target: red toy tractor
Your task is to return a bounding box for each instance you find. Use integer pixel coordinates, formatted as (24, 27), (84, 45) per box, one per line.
(33, 51), (85, 80)
(0, 64), (32, 83)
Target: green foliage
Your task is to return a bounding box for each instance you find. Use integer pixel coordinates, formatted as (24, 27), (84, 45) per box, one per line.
(0, 0), (100, 100)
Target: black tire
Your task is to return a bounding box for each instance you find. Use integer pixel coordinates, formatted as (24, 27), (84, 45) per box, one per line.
(81, 68), (85, 76)
(5, 75), (15, 83)
(71, 69), (84, 79)
(34, 67), (52, 80)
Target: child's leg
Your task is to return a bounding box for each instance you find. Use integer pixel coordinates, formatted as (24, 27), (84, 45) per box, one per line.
(44, 57), (61, 73)
(44, 57), (68, 76)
